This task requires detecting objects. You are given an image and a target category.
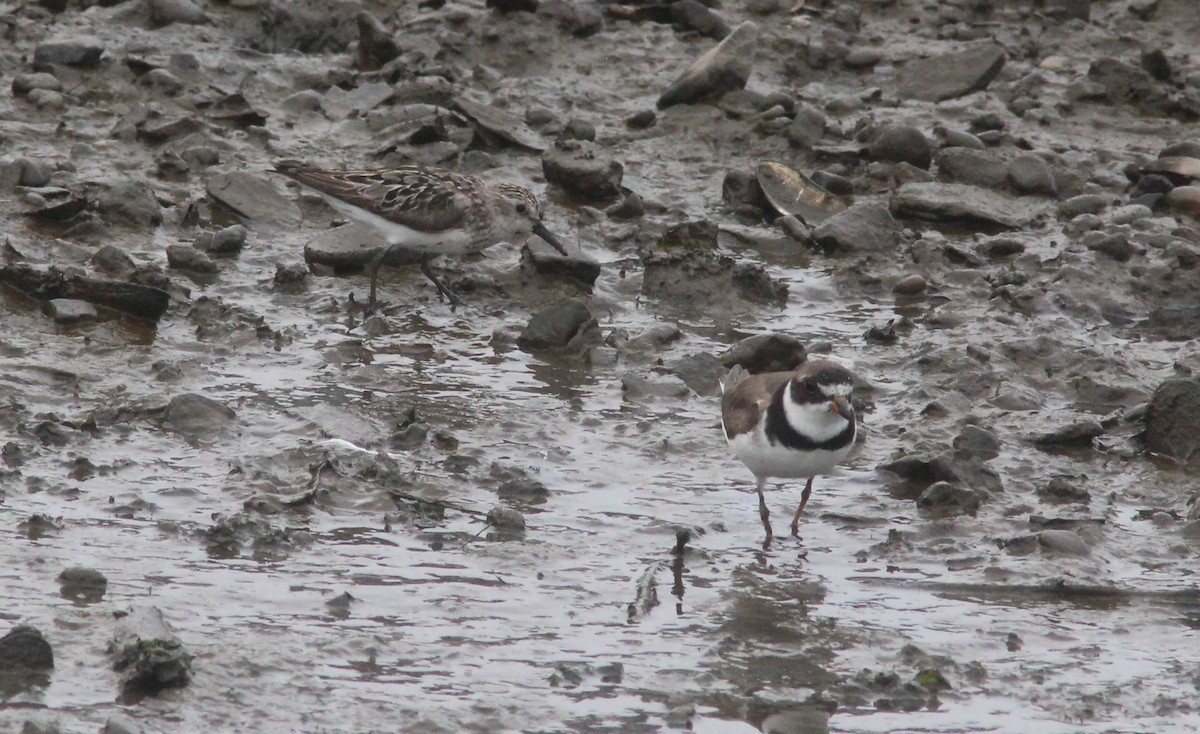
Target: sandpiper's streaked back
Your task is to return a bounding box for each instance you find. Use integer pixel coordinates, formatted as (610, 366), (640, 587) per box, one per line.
(721, 359), (857, 542)
(274, 162), (569, 311)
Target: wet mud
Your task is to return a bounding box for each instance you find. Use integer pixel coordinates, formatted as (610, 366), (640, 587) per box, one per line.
(3, 0), (1200, 732)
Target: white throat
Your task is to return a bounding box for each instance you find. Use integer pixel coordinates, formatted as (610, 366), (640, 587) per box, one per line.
(781, 382), (851, 442)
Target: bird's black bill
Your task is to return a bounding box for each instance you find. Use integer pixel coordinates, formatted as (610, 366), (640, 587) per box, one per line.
(533, 221), (569, 256)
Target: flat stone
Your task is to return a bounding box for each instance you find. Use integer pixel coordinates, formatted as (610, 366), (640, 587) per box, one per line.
(542, 140), (623, 201)
(1007, 154), (1058, 196)
(211, 172), (302, 227)
(1031, 419), (1105, 447)
(166, 245), (218, 273)
(812, 201), (902, 253)
(33, 38), (105, 68)
(518, 299), (598, 351)
(891, 182), (1049, 228)
(936, 148), (1008, 189)
(165, 393), (237, 438)
(11, 73), (62, 96)
(897, 42), (1005, 102)
(47, 298), (98, 324)
(719, 334), (806, 372)
(1038, 529), (1091, 557)
(658, 21), (758, 109)
(916, 481), (982, 517)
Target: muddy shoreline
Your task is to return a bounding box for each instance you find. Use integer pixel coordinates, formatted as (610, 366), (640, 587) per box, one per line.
(3, 0), (1200, 732)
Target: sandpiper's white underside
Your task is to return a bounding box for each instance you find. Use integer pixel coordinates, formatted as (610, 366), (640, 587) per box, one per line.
(308, 190), (488, 257)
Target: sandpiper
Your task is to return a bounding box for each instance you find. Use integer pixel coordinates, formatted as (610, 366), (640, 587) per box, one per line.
(720, 359), (857, 541)
(274, 163), (569, 311)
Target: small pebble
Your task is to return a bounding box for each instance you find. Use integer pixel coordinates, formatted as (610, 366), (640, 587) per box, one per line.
(892, 274), (927, 295)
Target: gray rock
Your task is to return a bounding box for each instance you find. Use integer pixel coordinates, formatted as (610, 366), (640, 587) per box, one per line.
(785, 103), (827, 148)
(167, 245), (218, 273)
(1058, 194), (1108, 218)
(722, 170), (768, 215)
(94, 178), (163, 228)
(935, 148), (1008, 189)
(641, 248), (788, 307)
(165, 393), (237, 438)
(1088, 58), (1177, 118)
(194, 225), (247, 257)
(33, 38), (105, 68)
(669, 352), (725, 396)
(539, 0), (603, 37)
(621, 372), (691, 399)
(486, 506), (526, 533)
(46, 298), (98, 325)
(659, 220), (719, 250)
(110, 606), (192, 697)
(355, 11), (401, 69)
(892, 274), (926, 296)
(522, 237), (602, 286)
(3, 157), (53, 188)
(671, 0), (730, 39)
(1007, 154), (1057, 196)
(11, 73), (62, 96)
(1031, 419), (1105, 447)
(517, 299), (598, 351)
(93, 245), (137, 278)
(916, 481), (981, 516)
(20, 718), (63, 734)
(868, 124), (931, 169)
(762, 706), (831, 734)
(843, 47), (881, 70)
(1145, 378), (1200, 461)
(147, 0), (207, 26)
(1038, 476), (1091, 504)
(897, 42), (1005, 102)
(542, 140), (623, 201)
(1038, 529), (1091, 557)
(214, 172), (302, 227)
(891, 182), (1049, 228)
(103, 715), (143, 734)
(719, 334), (806, 373)
(626, 109), (656, 130)
(606, 191), (645, 220)
(658, 21), (758, 109)
(953, 425), (1001, 460)
(1044, 0), (1090, 20)
(0, 625), (54, 671)
(560, 117), (596, 142)
(812, 201), (902, 253)
(939, 128), (985, 149)
(1089, 234), (1134, 262)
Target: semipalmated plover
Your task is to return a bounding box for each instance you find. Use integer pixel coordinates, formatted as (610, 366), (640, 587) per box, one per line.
(274, 163), (569, 311)
(721, 359), (857, 540)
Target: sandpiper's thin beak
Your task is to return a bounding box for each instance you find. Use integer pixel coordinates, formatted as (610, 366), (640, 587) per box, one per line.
(830, 395), (854, 420)
(533, 220), (569, 256)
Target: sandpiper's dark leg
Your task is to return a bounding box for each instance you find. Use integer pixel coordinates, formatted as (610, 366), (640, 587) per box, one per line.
(790, 477), (815, 536)
(365, 244), (392, 314)
(418, 257), (461, 307)
(756, 477), (773, 541)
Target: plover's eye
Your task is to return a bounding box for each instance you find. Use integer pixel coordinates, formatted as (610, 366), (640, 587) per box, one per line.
(516, 203), (528, 214)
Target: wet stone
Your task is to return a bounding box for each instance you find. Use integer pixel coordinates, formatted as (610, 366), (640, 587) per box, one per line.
(47, 298), (97, 325)
(541, 140), (623, 201)
(11, 73), (62, 96)
(953, 425), (1001, 460)
(0, 625), (54, 671)
(660, 220), (718, 250)
(1088, 58), (1175, 118)
(95, 179), (163, 229)
(868, 124), (932, 169)
(1145, 377), (1200, 461)
(1089, 234), (1134, 262)
(1032, 419), (1105, 448)
(147, 0), (208, 27)
(33, 38), (105, 69)
(812, 201), (902, 254)
(720, 333), (806, 373)
(354, 11), (400, 69)
(896, 41), (1005, 102)
(670, 0), (730, 40)
(669, 352), (724, 396)
(892, 274), (926, 296)
(1038, 529), (1091, 557)
(1058, 194), (1108, 218)
(164, 393), (237, 438)
(658, 20), (758, 109)
(487, 506), (525, 533)
(60, 567), (107, 603)
(541, 0), (603, 37)
(167, 245), (218, 273)
(761, 706), (831, 734)
(892, 182), (1047, 229)
(110, 606), (192, 697)
(935, 148), (1008, 190)
(518, 299), (598, 352)
(1007, 154), (1057, 197)
(621, 372), (690, 399)
(1038, 476), (1091, 504)
(785, 103), (828, 148)
(626, 109), (656, 130)
(916, 481), (981, 516)
(193, 224), (247, 257)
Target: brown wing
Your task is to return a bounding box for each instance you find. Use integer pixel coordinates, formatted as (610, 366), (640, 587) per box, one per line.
(721, 371), (792, 438)
(274, 164), (480, 233)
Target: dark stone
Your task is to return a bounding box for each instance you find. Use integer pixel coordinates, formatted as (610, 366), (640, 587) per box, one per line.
(896, 42), (1005, 102)
(1058, 194), (1108, 218)
(95, 179), (163, 229)
(33, 40), (105, 69)
(953, 425), (1001, 460)
(193, 225), (247, 257)
(659, 220), (719, 250)
(669, 352), (725, 396)
(892, 182), (1047, 229)
(521, 239), (602, 286)
(785, 103), (827, 148)
(355, 11), (401, 69)
(1145, 378), (1200, 461)
(1043, 0), (1090, 20)
(164, 393), (237, 438)
(487, 0), (538, 10)
(541, 0), (603, 37)
(110, 607), (192, 697)
(720, 334), (806, 373)
(658, 21), (758, 109)
(560, 117), (596, 142)
(1087, 58), (1176, 119)
(916, 481), (981, 516)
(1007, 154), (1057, 196)
(671, 0), (730, 39)
(517, 299), (598, 351)
(626, 110), (657, 130)
(0, 625), (54, 671)
(621, 372), (691, 399)
(167, 245), (218, 273)
(606, 191), (645, 220)
(811, 170), (853, 196)
(935, 147), (1008, 189)
(60, 567), (108, 603)
(1090, 234), (1134, 262)
(812, 201), (902, 253)
(722, 170), (768, 215)
(1038, 476), (1091, 504)
(542, 141), (623, 201)
(11, 73), (63, 96)
(1031, 420), (1105, 447)
(868, 124), (932, 169)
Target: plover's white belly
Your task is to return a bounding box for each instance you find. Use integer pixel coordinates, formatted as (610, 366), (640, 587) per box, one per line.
(316, 191), (479, 256)
(726, 426), (852, 480)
